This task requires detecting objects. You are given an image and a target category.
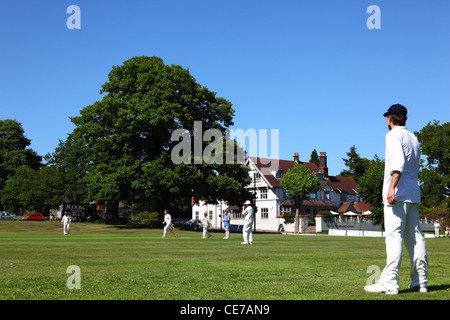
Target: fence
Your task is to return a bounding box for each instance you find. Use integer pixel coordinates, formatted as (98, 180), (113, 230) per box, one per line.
(315, 215), (440, 237)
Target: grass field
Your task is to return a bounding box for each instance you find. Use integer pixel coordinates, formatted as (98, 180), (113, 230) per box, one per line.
(0, 221), (449, 300)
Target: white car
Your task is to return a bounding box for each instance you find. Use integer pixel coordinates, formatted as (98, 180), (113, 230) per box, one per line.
(0, 212), (17, 220)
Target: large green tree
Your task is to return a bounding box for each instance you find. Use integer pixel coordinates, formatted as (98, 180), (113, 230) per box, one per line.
(280, 163), (321, 233)
(415, 121), (449, 206)
(356, 156), (385, 227)
(340, 145), (370, 183)
(309, 149), (319, 167)
(0, 119), (42, 211)
(61, 56), (251, 222)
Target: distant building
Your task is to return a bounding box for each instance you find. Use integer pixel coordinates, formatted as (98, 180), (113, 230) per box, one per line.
(192, 152), (371, 232)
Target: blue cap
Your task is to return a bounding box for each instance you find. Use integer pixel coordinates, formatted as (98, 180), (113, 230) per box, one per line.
(384, 104), (407, 117)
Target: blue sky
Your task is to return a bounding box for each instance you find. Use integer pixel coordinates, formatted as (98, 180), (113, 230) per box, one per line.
(1, 0), (449, 175)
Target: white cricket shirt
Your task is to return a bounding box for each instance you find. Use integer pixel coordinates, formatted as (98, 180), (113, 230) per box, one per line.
(383, 126), (421, 204)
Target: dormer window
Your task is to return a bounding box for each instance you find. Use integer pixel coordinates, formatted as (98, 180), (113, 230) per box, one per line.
(276, 170), (283, 178)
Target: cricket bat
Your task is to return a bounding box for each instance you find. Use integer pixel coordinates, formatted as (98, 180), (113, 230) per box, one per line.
(172, 226), (178, 238)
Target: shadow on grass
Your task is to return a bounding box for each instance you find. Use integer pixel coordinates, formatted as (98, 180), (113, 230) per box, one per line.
(108, 224), (160, 230)
(399, 284), (450, 294)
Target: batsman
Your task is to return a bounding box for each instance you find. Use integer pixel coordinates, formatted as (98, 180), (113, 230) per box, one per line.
(162, 210), (176, 237)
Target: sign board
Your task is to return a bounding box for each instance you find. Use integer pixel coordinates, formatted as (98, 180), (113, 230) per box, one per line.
(58, 203), (86, 219)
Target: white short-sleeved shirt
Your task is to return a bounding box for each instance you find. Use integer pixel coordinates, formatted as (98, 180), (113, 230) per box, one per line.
(383, 126), (421, 204)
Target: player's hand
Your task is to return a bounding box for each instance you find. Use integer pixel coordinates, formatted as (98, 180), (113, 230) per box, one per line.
(387, 187), (397, 205)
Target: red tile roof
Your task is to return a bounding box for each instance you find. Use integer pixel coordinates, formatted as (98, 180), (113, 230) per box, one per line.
(247, 156), (358, 195)
(248, 156), (319, 188)
(338, 201), (372, 213)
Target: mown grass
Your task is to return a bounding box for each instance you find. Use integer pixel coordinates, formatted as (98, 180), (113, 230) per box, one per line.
(0, 221), (448, 300)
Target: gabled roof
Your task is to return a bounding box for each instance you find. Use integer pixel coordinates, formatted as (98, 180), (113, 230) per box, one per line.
(327, 176), (358, 195)
(247, 156), (319, 188)
(338, 201), (372, 213)
(247, 156), (358, 195)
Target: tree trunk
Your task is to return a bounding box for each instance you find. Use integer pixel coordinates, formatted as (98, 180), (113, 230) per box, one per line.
(294, 207), (299, 233)
(105, 200), (120, 224)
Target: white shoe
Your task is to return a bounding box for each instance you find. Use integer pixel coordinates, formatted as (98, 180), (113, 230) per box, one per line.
(241, 242), (249, 245)
(409, 283), (428, 293)
(364, 282), (398, 295)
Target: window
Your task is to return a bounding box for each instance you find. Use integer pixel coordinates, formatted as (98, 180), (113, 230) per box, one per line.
(310, 193), (317, 199)
(253, 172), (261, 183)
(260, 188), (268, 199)
(195, 211), (199, 220)
(208, 210), (213, 221)
(261, 208), (269, 219)
(275, 170), (283, 178)
(233, 210), (243, 219)
(325, 191), (330, 200)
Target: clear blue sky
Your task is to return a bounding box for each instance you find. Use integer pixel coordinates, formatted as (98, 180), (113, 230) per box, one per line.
(1, 0), (449, 175)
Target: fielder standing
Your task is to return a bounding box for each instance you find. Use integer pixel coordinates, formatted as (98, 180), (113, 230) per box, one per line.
(365, 104), (428, 295)
(61, 212), (71, 235)
(223, 210), (230, 239)
(241, 200), (254, 245)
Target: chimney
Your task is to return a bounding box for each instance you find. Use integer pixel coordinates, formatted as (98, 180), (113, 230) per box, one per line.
(319, 152), (328, 178)
(293, 152), (299, 163)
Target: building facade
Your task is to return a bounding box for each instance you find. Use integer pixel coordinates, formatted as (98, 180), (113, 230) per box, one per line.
(192, 152), (369, 232)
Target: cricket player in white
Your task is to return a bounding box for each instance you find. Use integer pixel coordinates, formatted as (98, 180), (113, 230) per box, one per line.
(61, 212), (71, 235)
(162, 210), (175, 237)
(365, 104), (428, 295)
(241, 200), (254, 245)
(434, 220), (441, 238)
(201, 211), (212, 238)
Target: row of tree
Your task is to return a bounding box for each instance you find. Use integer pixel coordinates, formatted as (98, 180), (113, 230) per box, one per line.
(341, 122), (449, 226)
(0, 57), (254, 222)
(1, 56), (448, 226)
(281, 121), (449, 231)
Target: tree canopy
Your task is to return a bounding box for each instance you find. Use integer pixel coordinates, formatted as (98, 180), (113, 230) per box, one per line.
(340, 145), (370, 183)
(49, 56), (252, 221)
(280, 163), (321, 232)
(415, 121), (449, 204)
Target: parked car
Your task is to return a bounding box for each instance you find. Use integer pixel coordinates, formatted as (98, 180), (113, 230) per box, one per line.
(0, 212), (16, 220)
(27, 213), (44, 221)
(182, 219), (202, 230)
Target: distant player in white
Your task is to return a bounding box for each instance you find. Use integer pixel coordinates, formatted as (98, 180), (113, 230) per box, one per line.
(61, 212), (71, 235)
(201, 211), (212, 238)
(434, 220), (441, 238)
(162, 210), (175, 237)
(241, 200), (254, 245)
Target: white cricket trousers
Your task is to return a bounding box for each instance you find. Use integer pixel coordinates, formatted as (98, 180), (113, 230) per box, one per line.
(379, 202), (428, 290)
(63, 223), (70, 235)
(202, 227), (211, 238)
(224, 225), (230, 239)
(242, 221), (253, 244)
(163, 224), (173, 237)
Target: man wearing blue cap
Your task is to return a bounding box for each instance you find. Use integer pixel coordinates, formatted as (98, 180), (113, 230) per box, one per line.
(364, 104), (429, 295)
